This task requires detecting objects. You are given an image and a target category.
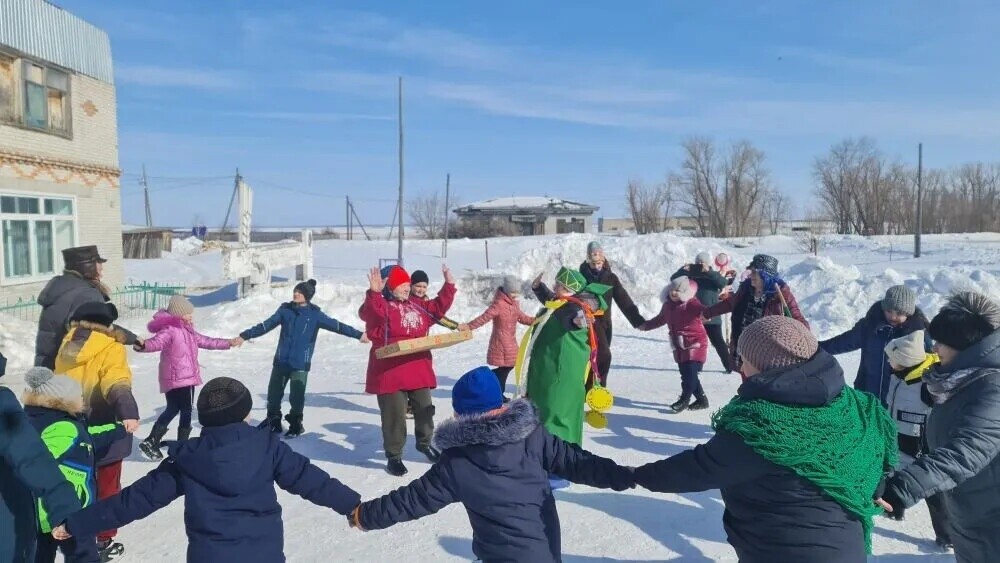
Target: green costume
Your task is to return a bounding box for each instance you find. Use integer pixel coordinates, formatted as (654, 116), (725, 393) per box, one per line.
(517, 268), (610, 445)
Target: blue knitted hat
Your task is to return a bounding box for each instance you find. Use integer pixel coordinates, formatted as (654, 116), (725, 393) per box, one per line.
(452, 366), (503, 416)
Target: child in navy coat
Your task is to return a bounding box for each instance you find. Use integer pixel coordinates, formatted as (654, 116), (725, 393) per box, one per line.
(53, 377), (361, 563)
(348, 366), (635, 563)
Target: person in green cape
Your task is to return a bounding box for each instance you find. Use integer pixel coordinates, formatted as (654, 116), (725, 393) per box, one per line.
(518, 267), (611, 489)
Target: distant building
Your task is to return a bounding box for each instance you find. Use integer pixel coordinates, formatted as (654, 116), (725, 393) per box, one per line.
(454, 197), (599, 236)
(598, 216), (700, 234)
(0, 0), (121, 300)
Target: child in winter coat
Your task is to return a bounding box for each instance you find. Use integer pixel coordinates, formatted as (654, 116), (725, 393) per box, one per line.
(360, 265), (457, 477)
(639, 276), (710, 413)
(458, 275), (534, 400)
(236, 279), (368, 438)
(347, 366), (635, 563)
(22, 367), (127, 563)
(0, 368), (81, 563)
(53, 377), (361, 563)
(55, 301), (139, 559)
(410, 269), (460, 330)
(135, 295), (237, 460)
(883, 331), (953, 549)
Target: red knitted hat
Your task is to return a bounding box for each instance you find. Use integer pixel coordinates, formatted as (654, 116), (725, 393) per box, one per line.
(386, 266), (411, 291)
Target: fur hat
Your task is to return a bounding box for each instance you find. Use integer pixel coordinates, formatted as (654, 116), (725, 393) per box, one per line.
(410, 270), (430, 286)
(386, 266), (411, 291)
(885, 331), (927, 369)
(294, 279), (317, 301)
(167, 295), (194, 317)
(555, 267), (586, 293)
(452, 366), (504, 416)
(882, 285), (917, 316)
(197, 377), (253, 427)
(929, 292), (1000, 351)
(667, 276), (697, 302)
(71, 302), (118, 326)
(737, 316), (818, 372)
(22, 367), (81, 411)
(502, 275), (521, 296)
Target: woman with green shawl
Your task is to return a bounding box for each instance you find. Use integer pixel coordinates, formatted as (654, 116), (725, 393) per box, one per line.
(633, 316), (897, 562)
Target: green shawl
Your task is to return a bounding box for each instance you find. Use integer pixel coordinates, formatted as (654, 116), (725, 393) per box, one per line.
(711, 387), (898, 553)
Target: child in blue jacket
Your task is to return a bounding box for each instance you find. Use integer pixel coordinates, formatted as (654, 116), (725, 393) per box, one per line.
(21, 367), (127, 563)
(236, 279), (369, 437)
(53, 377), (361, 563)
(348, 366), (635, 563)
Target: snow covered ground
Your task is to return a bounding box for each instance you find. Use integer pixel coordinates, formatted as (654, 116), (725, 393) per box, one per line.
(5, 231), (999, 561)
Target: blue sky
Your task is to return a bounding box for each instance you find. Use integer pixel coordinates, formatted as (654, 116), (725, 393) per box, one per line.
(60, 0), (1000, 227)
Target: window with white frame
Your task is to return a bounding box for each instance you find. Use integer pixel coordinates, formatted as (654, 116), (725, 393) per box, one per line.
(1, 194), (76, 282)
(21, 59), (71, 135)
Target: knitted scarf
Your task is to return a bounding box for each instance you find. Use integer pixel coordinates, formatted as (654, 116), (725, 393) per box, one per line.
(711, 388), (898, 553)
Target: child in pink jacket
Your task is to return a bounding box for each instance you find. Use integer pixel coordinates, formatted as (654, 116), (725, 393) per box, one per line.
(135, 295), (237, 459)
(459, 275), (534, 401)
(639, 276), (710, 414)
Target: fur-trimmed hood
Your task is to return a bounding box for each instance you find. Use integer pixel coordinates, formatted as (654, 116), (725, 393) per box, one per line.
(433, 399), (540, 455)
(58, 321), (130, 368)
(21, 392), (83, 415)
(148, 309), (190, 333)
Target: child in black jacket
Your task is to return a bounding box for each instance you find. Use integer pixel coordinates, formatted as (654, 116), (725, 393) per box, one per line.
(348, 366), (635, 563)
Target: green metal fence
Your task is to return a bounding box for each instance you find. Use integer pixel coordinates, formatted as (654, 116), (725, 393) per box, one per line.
(0, 282), (186, 322)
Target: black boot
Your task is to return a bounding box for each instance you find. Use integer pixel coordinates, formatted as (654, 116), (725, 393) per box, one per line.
(417, 444), (440, 463)
(257, 414), (283, 433)
(669, 397), (691, 413)
(386, 457), (408, 476)
(139, 424), (168, 461)
(98, 539), (124, 561)
(689, 395), (710, 411)
(284, 415), (304, 438)
(177, 427), (192, 442)
(935, 537), (953, 551)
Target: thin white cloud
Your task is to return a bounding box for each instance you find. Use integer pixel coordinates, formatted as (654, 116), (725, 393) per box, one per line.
(221, 111), (393, 123)
(778, 46), (918, 75)
(116, 65), (241, 89)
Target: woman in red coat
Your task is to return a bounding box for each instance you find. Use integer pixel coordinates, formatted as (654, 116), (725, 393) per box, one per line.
(360, 264), (456, 477)
(703, 254), (809, 379)
(639, 276), (710, 413)
(458, 275), (534, 401)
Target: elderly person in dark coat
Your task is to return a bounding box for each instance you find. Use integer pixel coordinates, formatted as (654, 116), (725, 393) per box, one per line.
(348, 366), (635, 563)
(0, 367), (81, 563)
(881, 292), (1000, 563)
(35, 246), (139, 369)
(634, 316), (897, 563)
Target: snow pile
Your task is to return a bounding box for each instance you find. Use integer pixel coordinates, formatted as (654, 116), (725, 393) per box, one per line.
(170, 236), (205, 256)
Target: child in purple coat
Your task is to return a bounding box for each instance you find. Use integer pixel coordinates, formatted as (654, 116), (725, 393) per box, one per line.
(135, 295), (238, 460)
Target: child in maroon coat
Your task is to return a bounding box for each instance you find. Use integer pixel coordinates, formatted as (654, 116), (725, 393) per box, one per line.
(639, 276), (710, 413)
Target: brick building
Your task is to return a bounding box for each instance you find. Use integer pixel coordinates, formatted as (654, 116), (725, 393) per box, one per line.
(0, 0), (122, 301)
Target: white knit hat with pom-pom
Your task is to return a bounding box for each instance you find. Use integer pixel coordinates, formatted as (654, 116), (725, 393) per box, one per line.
(23, 367), (81, 402)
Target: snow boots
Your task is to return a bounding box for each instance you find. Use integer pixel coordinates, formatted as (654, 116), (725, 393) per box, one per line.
(386, 457), (408, 476)
(178, 426), (192, 442)
(670, 397), (690, 413)
(417, 444), (440, 463)
(139, 424), (168, 461)
(98, 539), (124, 561)
(689, 395), (710, 411)
(258, 414), (284, 434)
(285, 414), (304, 438)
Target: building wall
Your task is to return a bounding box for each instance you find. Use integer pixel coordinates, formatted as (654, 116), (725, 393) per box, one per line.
(1, 71), (121, 302)
(542, 215), (593, 235)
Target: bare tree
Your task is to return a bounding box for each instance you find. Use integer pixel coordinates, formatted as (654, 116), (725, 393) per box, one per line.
(408, 192), (448, 239)
(794, 206), (834, 255)
(451, 217), (519, 238)
(674, 137), (771, 237)
(762, 188), (793, 235)
(625, 179), (674, 234)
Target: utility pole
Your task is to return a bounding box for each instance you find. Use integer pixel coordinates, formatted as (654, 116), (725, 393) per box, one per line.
(442, 173), (451, 258)
(346, 196), (351, 241)
(915, 143), (923, 258)
(221, 168), (240, 237)
(397, 76), (405, 265)
(141, 164), (152, 227)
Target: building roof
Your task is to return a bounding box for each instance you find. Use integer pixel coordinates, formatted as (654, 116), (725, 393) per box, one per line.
(454, 196), (599, 216)
(0, 0), (113, 83)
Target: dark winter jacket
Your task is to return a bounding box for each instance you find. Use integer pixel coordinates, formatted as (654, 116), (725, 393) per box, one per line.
(23, 400), (126, 532)
(887, 329), (1000, 563)
(704, 279), (809, 373)
(64, 422), (361, 563)
(240, 302), (364, 372)
(634, 351), (867, 563)
(34, 271), (138, 369)
(671, 265), (728, 326)
(356, 399), (634, 563)
(0, 387), (81, 563)
(579, 261), (645, 342)
(820, 302), (931, 405)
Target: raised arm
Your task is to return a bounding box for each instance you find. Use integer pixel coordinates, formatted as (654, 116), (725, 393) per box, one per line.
(423, 282), (457, 318)
(354, 461), (458, 530)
